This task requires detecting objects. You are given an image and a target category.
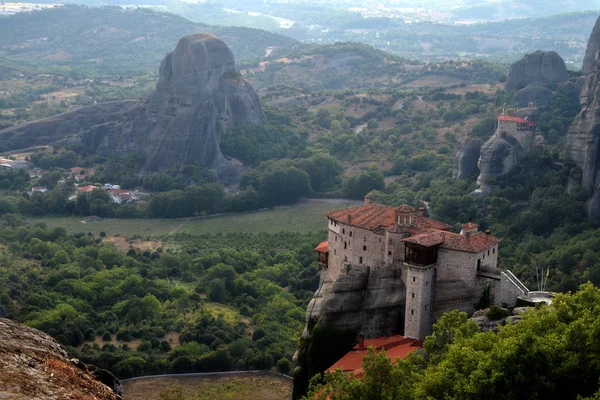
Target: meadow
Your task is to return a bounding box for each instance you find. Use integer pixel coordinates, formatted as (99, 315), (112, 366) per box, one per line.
(28, 199), (357, 237)
(121, 373), (292, 400)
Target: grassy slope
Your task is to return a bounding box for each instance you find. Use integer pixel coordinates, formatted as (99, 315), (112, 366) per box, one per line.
(28, 199), (358, 237)
(121, 373), (292, 400)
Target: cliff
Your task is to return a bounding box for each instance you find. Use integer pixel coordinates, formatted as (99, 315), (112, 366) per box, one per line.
(453, 138), (482, 180)
(0, 318), (122, 399)
(476, 133), (522, 186)
(565, 17), (600, 220)
(505, 51), (568, 91)
(583, 16), (600, 75)
(0, 33), (266, 180)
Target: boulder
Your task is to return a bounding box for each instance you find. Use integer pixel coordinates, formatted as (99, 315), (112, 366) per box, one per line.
(506, 50), (568, 91)
(0, 33), (266, 180)
(477, 133), (523, 187)
(583, 16), (600, 75)
(0, 318), (121, 399)
(566, 16), (600, 220)
(511, 83), (554, 109)
(453, 138), (481, 179)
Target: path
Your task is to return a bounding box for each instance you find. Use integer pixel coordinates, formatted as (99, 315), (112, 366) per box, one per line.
(168, 217), (191, 236)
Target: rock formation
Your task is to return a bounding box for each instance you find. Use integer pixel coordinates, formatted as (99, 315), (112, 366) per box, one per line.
(583, 16), (600, 75)
(565, 17), (600, 220)
(511, 83), (554, 109)
(476, 133), (522, 186)
(453, 138), (481, 179)
(0, 318), (122, 399)
(0, 33), (266, 180)
(505, 51), (568, 91)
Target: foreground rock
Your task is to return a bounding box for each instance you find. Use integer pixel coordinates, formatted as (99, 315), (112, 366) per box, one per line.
(566, 16), (600, 220)
(0, 318), (122, 399)
(0, 33), (266, 180)
(505, 50), (568, 91)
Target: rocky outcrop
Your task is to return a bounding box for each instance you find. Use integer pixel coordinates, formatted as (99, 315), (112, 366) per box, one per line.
(583, 16), (600, 75)
(476, 133), (523, 186)
(512, 83), (554, 109)
(506, 51), (568, 91)
(0, 33), (266, 180)
(566, 17), (600, 221)
(453, 138), (481, 179)
(470, 307), (532, 332)
(307, 266), (405, 338)
(0, 318), (122, 399)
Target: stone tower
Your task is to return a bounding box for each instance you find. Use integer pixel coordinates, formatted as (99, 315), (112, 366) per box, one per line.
(403, 243), (437, 340)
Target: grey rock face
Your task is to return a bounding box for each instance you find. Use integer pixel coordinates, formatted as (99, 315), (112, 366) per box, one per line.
(506, 51), (568, 91)
(0, 33), (266, 180)
(307, 266), (405, 338)
(583, 16), (600, 75)
(565, 16), (600, 221)
(477, 133), (523, 186)
(453, 138), (481, 179)
(511, 83), (554, 109)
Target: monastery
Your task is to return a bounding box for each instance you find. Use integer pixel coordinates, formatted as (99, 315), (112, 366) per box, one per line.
(313, 198), (528, 341)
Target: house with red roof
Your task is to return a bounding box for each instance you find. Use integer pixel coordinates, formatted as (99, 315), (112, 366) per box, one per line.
(314, 197), (528, 340)
(327, 334), (422, 378)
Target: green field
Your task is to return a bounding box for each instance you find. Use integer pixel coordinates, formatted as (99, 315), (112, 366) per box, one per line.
(28, 199), (357, 237)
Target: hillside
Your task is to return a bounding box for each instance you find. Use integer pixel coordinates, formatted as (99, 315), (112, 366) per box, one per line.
(0, 6), (298, 75)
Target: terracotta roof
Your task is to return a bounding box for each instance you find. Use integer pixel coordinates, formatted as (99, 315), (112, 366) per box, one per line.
(326, 204), (453, 232)
(327, 335), (422, 376)
(403, 231), (445, 247)
(498, 115), (535, 126)
(439, 231), (500, 253)
(462, 222), (478, 230)
(314, 241), (328, 253)
(396, 204), (415, 213)
(77, 185), (97, 193)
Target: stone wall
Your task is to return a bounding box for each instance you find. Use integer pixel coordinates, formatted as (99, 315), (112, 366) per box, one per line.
(404, 263), (435, 340)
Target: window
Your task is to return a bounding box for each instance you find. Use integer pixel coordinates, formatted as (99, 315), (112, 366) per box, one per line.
(344, 256), (347, 262)
(364, 237), (367, 242)
(342, 228), (345, 234)
(493, 248), (495, 254)
(379, 238), (382, 242)
(483, 254), (485, 260)
(388, 251), (392, 256)
(488, 250), (490, 256)
(411, 309), (414, 315)
(350, 231), (353, 237)
(363, 245), (367, 251)
(344, 242), (347, 249)
(335, 236), (337, 241)
(425, 305), (428, 311)
(359, 257), (363, 264)
(413, 277), (416, 282)
(334, 250), (337, 255)
(412, 293), (415, 298)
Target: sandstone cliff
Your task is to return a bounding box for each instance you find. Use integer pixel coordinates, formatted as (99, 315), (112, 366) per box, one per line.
(505, 51), (568, 91)
(453, 138), (482, 180)
(565, 17), (600, 220)
(0, 318), (122, 399)
(0, 33), (266, 179)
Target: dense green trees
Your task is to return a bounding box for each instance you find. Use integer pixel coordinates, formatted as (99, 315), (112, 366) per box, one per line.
(0, 218), (322, 378)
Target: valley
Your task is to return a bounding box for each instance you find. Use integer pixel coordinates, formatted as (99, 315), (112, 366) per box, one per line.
(1, 2), (600, 400)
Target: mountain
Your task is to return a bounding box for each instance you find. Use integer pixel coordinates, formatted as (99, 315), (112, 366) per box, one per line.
(0, 5), (298, 75)
(0, 33), (266, 179)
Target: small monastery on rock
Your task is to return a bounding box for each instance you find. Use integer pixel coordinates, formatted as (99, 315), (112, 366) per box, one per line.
(311, 197), (529, 341)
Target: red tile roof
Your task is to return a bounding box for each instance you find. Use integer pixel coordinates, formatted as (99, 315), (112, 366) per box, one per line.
(439, 231), (500, 253)
(498, 115), (535, 126)
(77, 185), (97, 193)
(314, 241), (328, 253)
(326, 204), (453, 232)
(404, 231), (445, 247)
(327, 335), (422, 376)
(462, 222), (478, 230)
